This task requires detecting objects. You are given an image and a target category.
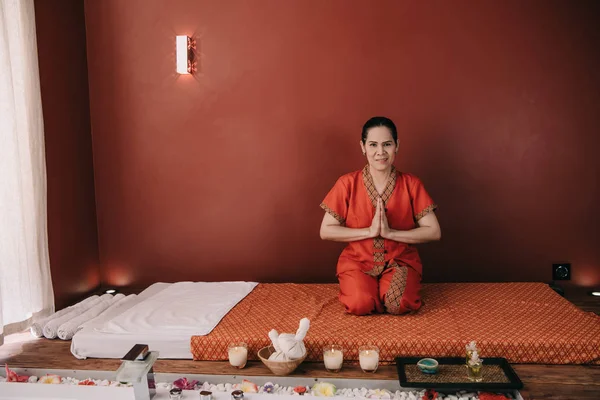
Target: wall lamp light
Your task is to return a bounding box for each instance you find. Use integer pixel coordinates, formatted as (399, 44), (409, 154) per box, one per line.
(176, 35), (196, 74)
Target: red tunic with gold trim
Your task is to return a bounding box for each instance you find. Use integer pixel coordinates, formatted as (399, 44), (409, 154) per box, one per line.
(321, 165), (437, 315)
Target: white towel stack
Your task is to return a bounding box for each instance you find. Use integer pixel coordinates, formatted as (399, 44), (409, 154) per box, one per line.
(57, 293), (126, 340)
(43, 294), (113, 339)
(30, 295), (100, 338)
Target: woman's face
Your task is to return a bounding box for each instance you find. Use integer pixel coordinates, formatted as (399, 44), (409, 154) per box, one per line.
(360, 126), (397, 172)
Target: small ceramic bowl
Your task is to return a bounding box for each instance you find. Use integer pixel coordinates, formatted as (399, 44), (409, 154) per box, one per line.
(417, 358), (439, 374)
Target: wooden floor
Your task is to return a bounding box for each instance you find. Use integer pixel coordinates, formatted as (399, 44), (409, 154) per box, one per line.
(1, 287), (599, 400)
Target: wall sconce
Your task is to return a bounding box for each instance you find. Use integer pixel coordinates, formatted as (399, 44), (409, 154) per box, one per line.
(176, 35), (196, 74)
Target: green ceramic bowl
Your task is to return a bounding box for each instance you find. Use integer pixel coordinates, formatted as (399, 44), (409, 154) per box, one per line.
(417, 358), (439, 374)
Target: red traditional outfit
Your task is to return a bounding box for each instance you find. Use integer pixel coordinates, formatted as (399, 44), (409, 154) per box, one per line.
(321, 165), (437, 315)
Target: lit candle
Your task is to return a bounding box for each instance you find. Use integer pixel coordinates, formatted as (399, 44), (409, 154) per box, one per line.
(359, 346), (379, 373)
(323, 345), (343, 372)
(228, 343), (248, 368)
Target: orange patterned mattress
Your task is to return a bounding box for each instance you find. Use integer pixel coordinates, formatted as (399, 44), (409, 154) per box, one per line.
(190, 282), (600, 364)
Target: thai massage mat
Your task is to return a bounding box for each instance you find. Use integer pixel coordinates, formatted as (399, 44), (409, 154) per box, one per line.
(190, 282), (600, 364)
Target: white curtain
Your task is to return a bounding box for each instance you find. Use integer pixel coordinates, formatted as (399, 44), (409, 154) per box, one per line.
(0, 0), (54, 346)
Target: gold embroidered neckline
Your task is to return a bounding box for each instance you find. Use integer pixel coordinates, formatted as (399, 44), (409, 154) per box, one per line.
(362, 165), (397, 207)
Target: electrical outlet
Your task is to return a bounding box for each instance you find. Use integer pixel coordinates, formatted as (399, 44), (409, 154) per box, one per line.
(552, 263), (571, 280)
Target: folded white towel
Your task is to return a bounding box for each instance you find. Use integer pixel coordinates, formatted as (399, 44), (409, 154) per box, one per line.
(57, 293), (125, 340)
(98, 281), (258, 336)
(43, 294), (113, 339)
(30, 295), (100, 338)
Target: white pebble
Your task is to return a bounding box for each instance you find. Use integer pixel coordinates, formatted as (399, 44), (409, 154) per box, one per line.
(6, 374), (508, 400)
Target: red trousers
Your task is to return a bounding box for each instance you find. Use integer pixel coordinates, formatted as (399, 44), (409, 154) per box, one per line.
(337, 260), (422, 315)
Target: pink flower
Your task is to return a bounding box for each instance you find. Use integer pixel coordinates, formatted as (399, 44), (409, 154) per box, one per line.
(173, 377), (199, 390)
(5, 364), (29, 383)
(294, 386), (307, 395)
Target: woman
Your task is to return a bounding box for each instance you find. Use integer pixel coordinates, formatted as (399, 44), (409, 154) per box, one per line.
(320, 116), (441, 315)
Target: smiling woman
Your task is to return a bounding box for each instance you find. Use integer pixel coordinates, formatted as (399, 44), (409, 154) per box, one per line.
(319, 116), (440, 316)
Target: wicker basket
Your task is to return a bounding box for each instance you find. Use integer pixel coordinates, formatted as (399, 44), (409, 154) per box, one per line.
(257, 346), (307, 376)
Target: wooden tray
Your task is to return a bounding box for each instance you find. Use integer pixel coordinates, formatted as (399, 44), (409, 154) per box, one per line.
(396, 357), (523, 391)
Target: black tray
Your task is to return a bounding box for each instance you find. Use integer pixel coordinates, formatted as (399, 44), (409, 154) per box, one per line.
(396, 357), (523, 391)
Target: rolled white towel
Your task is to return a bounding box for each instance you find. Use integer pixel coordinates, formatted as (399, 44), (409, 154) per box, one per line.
(57, 294), (125, 340)
(80, 294), (136, 331)
(30, 295), (100, 337)
(108, 293), (126, 303)
(43, 294), (113, 339)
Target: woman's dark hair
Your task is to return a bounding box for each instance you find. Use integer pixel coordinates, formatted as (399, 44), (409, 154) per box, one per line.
(361, 116), (398, 144)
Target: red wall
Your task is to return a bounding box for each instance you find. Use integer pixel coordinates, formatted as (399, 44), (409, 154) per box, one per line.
(35, 0), (100, 309)
(82, 0), (600, 288)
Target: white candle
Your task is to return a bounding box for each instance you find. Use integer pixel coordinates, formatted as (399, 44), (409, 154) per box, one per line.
(323, 348), (343, 371)
(359, 349), (379, 372)
(228, 346), (248, 368)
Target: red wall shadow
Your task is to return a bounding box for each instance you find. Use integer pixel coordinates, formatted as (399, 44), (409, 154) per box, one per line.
(35, 0), (100, 308)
